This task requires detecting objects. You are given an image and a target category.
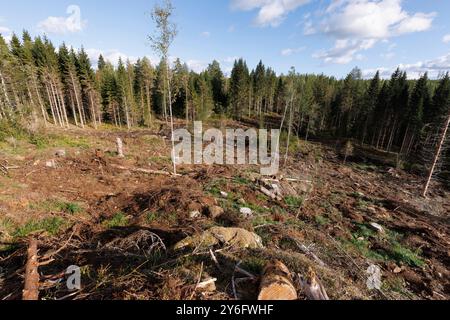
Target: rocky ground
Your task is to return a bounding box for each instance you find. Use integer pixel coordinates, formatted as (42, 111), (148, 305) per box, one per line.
(0, 120), (449, 300)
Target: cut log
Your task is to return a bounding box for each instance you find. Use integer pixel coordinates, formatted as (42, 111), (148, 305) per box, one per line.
(22, 238), (40, 300)
(258, 260), (298, 301)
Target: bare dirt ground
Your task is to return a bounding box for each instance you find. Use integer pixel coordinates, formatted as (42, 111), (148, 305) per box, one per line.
(0, 121), (449, 300)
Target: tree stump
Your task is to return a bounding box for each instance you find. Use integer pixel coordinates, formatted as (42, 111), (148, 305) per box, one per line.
(258, 260), (298, 300)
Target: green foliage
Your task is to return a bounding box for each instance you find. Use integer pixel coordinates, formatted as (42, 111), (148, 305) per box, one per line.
(13, 217), (65, 238)
(103, 212), (129, 228)
(345, 224), (425, 268)
(29, 134), (89, 149)
(29, 200), (83, 214)
(284, 196), (304, 209)
(315, 215), (331, 226)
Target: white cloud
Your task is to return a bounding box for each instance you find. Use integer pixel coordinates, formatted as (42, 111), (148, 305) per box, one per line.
(0, 26), (12, 42)
(311, 0), (435, 64)
(201, 31), (211, 38)
(231, 0), (310, 27)
(186, 59), (209, 73)
(313, 38), (375, 64)
(363, 52), (450, 79)
(303, 20), (315, 35)
(443, 34), (450, 44)
(38, 5), (86, 34)
(281, 46), (305, 56)
(85, 48), (141, 67)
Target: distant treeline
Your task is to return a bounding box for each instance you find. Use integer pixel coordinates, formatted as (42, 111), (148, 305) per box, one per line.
(0, 31), (449, 175)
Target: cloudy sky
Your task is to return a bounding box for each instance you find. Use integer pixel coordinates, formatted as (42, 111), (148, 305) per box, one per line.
(0, 0), (449, 78)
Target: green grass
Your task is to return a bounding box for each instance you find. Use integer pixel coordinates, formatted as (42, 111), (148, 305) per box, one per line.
(13, 217), (66, 238)
(29, 200), (83, 214)
(284, 196), (304, 209)
(146, 212), (158, 224)
(232, 176), (251, 185)
(29, 133), (90, 149)
(344, 224), (425, 268)
(315, 215), (331, 226)
(240, 256), (266, 275)
(103, 212), (129, 228)
(204, 178), (227, 196)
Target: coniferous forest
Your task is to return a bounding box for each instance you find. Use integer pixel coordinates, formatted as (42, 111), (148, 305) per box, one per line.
(1, 32), (449, 178)
(1, 1), (450, 302)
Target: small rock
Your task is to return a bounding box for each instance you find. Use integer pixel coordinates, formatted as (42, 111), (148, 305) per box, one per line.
(45, 159), (57, 169)
(197, 277), (217, 292)
(55, 149), (66, 157)
(220, 191), (228, 198)
(369, 222), (384, 234)
(206, 205), (224, 219)
(393, 267), (403, 274)
(190, 210), (201, 219)
(240, 207), (253, 218)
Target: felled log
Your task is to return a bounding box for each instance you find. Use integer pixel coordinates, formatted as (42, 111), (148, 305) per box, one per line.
(22, 238), (40, 300)
(258, 260), (298, 300)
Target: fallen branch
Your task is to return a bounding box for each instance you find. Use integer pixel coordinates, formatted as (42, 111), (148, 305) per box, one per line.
(110, 164), (177, 176)
(22, 238), (39, 301)
(260, 186), (282, 201)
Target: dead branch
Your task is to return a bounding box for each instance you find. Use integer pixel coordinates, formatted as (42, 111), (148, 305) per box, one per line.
(110, 164), (177, 176)
(22, 238), (39, 301)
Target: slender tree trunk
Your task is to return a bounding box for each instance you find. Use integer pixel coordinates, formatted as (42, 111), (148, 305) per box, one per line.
(32, 73), (47, 126)
(89, 90), (98, 129)
(145, 83), (152, 126)
(70, 71), (84, 128)
(45, 83), (56, 125)
(0, 70), (12, 108)
(423, 112), (450, 197)
(166, 63), (177, 175)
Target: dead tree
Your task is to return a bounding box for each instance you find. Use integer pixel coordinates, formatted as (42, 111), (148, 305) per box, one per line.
(423, 110), (450, 197)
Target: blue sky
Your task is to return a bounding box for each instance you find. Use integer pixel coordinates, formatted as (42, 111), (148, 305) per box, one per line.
(0, 0), (449, 79)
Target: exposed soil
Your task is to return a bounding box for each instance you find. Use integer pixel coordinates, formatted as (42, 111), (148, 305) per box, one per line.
(0, 122), (448, 300)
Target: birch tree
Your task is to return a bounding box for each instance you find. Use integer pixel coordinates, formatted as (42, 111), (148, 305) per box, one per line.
(149, 0), (178, 174)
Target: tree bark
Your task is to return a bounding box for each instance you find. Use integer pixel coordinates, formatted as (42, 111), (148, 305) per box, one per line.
(22, 238), (39, 301)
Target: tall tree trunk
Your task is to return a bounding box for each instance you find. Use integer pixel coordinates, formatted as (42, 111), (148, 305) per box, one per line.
(166, 63), (177, 175)
(44, 83), (56, 125)
(145, 83), (152, 126)
(70, 71), (84, 128)
(423, 112), (450, 197)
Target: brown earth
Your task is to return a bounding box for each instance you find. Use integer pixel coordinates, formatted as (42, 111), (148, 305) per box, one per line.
(0, 121), (448, 300)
